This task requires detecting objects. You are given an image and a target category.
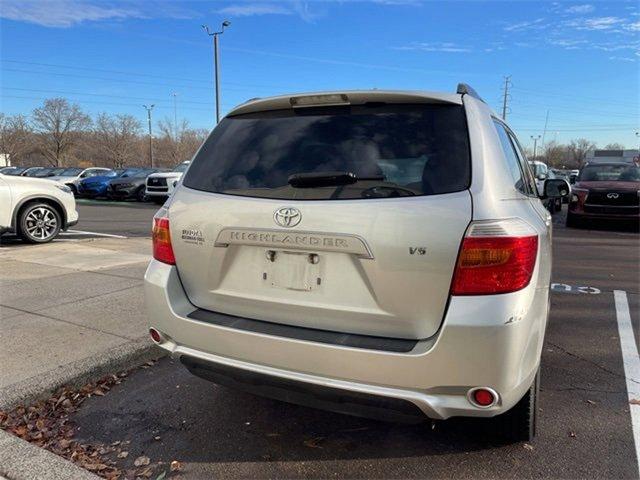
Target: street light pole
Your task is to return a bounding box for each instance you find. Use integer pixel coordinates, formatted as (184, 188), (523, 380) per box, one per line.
(203, 21), (231, 124)
(171, 92), (178, 139)
(143, 104), (155, 168)
(531, 135), (541, 159)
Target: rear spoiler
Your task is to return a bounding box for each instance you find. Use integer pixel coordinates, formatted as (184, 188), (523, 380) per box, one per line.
(456, 83), (485, 104)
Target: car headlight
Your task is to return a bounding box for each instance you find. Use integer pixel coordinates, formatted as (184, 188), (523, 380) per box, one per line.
(55, 184), (72, 194)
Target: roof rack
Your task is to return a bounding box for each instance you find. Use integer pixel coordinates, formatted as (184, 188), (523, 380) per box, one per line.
(456, 83), (485, 103)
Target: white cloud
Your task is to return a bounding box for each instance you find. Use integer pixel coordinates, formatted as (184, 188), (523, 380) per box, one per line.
(626, 21), (640, 32)
(216, 3), (294, 17)
(565, 4), (594, 14)
(394, 42), (471, 53)
(548, 38), (588, 48)
(608, 56), (637, 63)
(216, 1), (321, 22)
(504, 18), (547, 32)
(566, 16), (625, 31)
(0, 0), (144, 27)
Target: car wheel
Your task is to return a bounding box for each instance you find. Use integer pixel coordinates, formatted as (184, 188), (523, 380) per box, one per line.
(136, 187), (147, 202)
(18, 202), (62, 244)
(152, 197), (166, 205)
(495, 369), (539, 443)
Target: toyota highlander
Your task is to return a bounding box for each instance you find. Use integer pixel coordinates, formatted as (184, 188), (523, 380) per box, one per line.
(144, 86), (568, 442)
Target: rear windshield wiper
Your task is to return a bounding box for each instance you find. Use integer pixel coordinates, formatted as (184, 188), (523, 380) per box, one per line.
(288, 171), (385, 188)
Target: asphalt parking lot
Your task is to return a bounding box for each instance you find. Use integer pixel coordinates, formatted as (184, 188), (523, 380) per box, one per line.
(1, 201), (638, 479)
(53, 204), (637, 479)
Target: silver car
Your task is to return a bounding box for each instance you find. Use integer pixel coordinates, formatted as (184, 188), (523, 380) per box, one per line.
(144, 86), (568, 442)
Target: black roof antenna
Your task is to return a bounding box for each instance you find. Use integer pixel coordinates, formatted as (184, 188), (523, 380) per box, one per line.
(456, 83), (485, 103)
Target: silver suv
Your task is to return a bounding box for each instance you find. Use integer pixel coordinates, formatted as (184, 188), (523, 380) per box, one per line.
(144, 86), (568, 442)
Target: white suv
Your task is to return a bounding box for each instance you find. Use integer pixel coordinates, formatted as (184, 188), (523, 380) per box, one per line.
(144, 86), (568, 441)
(145, 161), (190, 204)
(0, 174), (78, 243)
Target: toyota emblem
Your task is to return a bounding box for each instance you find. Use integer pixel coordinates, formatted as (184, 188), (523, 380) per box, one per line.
(606, 193), (619, 199)
(274, 207), (302, 228)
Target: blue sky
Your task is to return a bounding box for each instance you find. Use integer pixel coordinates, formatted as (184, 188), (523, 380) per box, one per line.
(1, 0), (638, 150)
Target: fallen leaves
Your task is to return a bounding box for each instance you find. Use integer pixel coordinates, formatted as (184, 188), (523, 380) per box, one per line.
(303, 437), (325, 449)
(170, 460), (183, 472)
(0, 361), (165, 480)
(134, 455), (151, 467)
(630, 398), (640, 406)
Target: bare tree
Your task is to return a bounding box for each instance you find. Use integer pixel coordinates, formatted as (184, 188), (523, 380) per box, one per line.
(603, 142), (625, 150)
(567, 138), (596, 168)
(31, 98), (91, 167)
(94, 113), (142, 168)
(541, 140), (568, 168)
(156, 117), (207, 166)
(0, 113), (33, 164)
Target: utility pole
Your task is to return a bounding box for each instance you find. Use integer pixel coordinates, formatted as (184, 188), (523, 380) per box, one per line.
(171, 92), (178, 139)
(530, 135), (541, 160)
(142, 104), (155, 168)
(541, 110), (550, 148)
(202, 20), (231, 124)
(501, 75), (512, 121)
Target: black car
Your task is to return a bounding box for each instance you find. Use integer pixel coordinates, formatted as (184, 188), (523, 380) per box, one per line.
(107, 168), (165, 201)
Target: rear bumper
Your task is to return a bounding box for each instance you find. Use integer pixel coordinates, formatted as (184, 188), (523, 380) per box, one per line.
(144, 261), (548, 420)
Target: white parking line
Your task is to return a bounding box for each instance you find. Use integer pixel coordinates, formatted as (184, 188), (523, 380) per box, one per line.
(62, 229), (128, 239)
(613, 290), (640, 474)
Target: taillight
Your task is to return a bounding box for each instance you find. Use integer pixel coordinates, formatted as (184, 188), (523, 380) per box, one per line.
(451, 219), (538, 295)
(152, 215), (176, 265)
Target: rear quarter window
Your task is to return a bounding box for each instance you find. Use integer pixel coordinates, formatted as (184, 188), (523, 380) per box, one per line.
(183, 103), (470, 201)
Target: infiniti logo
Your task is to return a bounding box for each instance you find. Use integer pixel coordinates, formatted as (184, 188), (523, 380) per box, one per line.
(274, 207), (302, 228)
(607, 193), (619, 199)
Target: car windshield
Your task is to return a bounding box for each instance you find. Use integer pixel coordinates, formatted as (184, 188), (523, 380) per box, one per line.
(24, 168), (45, 176)
(173, 163), (189, 173)
(183, 103), (471, 200)
(131, 169), (155, 178)
(579, 164), (640, 182)
(59, 168), (83, 176)
(119, 168), (141, 177)
(3, 167), (26, 175)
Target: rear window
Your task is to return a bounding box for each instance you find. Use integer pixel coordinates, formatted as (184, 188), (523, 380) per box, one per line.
(183, 103), (470, 200)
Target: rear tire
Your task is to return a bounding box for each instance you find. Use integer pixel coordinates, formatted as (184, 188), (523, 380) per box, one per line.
(17, 202), (62, 244)
(136, 186), (147, 202)
(152, 196), (166, 205)
(495, 370), (539, 443)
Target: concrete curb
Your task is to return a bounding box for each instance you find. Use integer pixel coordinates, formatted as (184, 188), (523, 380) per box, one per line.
(0, 336), (165, 411)
(0, 338), (167, 480)
(0, 430), (100, 480)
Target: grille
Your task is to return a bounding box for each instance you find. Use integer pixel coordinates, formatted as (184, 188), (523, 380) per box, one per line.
(586, 191), (639, 206)
(147, 177), (167, 187)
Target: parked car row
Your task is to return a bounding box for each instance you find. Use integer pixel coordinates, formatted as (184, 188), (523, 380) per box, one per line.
(0, 162), (191, 204)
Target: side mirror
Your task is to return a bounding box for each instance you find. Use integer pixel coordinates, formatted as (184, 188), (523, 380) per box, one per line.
(543, 178), (570, 199)
(537, 173), (547, 181)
